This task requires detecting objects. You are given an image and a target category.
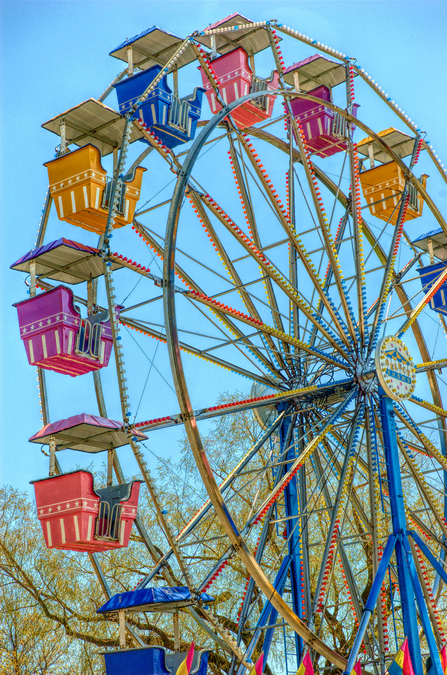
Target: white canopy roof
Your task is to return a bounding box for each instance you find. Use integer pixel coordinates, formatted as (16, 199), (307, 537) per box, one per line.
(42, 99), (144, 156)
(110, 26), (197, 70)
(195, 13), (274, 56)
(357, 127), (417, 163)
(283, 54), (351, 91)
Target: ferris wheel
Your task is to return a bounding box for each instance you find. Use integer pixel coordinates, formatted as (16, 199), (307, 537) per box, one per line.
(11, 12), (447, 675)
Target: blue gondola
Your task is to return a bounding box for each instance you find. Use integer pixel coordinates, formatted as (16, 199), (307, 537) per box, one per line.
(113, 65), (204, 149)
(412, 228), (447, 315)
(102, 646), (209, 675)
(416, 261), (447, 315)
(412, 227), (447, 261)
(98, 586), (213, 675)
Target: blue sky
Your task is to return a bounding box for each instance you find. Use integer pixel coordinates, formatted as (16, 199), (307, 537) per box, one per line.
(1, 0), (446, 494)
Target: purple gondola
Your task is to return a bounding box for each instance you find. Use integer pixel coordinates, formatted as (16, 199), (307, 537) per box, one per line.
(288, 85), (359, 158)
(284, 54), (359, 158)
(14, 286), (113, 376)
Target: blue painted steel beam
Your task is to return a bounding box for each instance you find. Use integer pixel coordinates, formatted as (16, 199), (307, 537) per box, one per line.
(310, 405), (363, 626)
(343, 534), (397, 675)
(297, 424), (311, 625)
(236, 418), (290, 648)
(432, 547), (446, 598)
(436, 414), (447, 597)
(313, 440), (378, 670)
(262, 584), (289, 662)
(379, 391), (423, 675)
(279, 408), (303, 665)
(409, 531), (447, 587)
(236, 556), (291, 675)
(402, 535), (442, 675)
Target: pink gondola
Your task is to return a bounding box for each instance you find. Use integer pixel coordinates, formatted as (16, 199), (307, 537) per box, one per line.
(29, 414), (148, 552)
(31, 470), (141, 552)
(14, 285), (113, 376)
(199, 47), (278, 129)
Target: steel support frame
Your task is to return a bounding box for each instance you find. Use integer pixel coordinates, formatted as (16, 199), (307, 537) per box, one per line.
(233, 416), (294, 674)
(379, 391), (422, 673)
(373, 392), (441, 674)
(279, 406), (305, 665)
(343, 534), (397, 674)
(310, 407), (362, 627)
(434, 413), (447, 598)
(236, 556), (292, 675)
(344, 392), (444, 673)
(311, 447), (378, 671)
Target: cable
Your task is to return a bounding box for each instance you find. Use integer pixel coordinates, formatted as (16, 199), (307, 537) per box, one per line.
(123, 325), (176, 394)
(133, 339), (161, 423)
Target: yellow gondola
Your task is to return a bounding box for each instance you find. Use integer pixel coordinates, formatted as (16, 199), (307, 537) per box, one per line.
(45, 144), (146, 234)
(358, 128), (427, 225)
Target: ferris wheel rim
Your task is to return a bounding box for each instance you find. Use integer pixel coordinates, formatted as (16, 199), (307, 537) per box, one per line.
(159, 73), (447, 667)
(161, 88), (368, 669)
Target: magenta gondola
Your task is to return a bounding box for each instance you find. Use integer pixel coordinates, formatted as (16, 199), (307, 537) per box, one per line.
(14, 286), (113, 376)
(285, 55), (359, 158)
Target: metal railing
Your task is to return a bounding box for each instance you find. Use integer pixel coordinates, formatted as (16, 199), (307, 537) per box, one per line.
(95, 501), (122, 540)
(331, 111), (349, 140)
(75, 319), (102, 358)
(250, 76), (269, 110)
(168, 95), (191, 134)
(408, 181), (420, 212)
(102, 178), (125, 214)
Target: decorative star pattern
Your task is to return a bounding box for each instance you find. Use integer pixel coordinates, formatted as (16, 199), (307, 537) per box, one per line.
(36, 498), (135, 527)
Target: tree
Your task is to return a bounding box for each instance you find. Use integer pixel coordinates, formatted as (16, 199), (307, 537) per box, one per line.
(1, 392), (377, 674)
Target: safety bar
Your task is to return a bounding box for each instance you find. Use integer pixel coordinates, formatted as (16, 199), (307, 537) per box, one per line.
(75, 319), (102, 358)
(250, 76), (269, 110)
(168, 95), (191, 134)
(102, 178), (125, 214)
(95, 501), (122, 540)
(408, 180), (421, 212)
(332, 111), (349, 140)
